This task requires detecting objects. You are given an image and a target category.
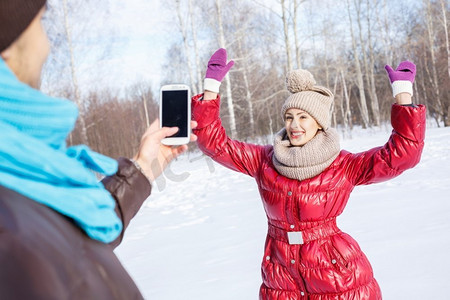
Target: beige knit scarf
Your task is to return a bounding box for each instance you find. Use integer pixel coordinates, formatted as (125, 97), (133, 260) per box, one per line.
(272, 128), (340, 181)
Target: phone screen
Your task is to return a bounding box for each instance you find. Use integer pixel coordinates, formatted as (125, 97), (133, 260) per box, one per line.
(161, 90), (188, 137)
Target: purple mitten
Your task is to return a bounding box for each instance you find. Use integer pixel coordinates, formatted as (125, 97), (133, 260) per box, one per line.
(204, 48), (234, 93)
(384, 61), (416, 83)
(385, 61), (416, 97)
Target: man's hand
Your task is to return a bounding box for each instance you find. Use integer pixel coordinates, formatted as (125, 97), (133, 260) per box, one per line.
(132, 119), (198, 182)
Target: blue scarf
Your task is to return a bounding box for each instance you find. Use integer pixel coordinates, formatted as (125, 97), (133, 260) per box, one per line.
(0, 58), (122, 243)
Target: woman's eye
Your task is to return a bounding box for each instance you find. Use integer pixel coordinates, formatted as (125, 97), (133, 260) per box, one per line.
(285, 116), (293, 120)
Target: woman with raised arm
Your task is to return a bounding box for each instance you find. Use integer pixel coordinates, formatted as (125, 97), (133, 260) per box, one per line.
(192, 48), (425, 300)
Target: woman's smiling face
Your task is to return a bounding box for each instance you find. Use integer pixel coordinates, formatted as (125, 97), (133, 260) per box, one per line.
(284, 108), (322, 146)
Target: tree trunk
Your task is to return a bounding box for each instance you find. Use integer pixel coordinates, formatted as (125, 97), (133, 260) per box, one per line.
(175, 0), (197, 95)
(142, 94), (150, 128)
(341, 70), (353, 132)
(365, 0), (380, 126)
(267, 100), (274, 141)
(63, 0), (88, 145)
(346, 0), (370, 128)
(332, 75), (338, 128)
(293, 0), (302, 69)
(215, 0), (237, 138)
(338, 76), (346, 134)
(440, 0), (450, 81)
(237, 37), (255, 136)
(423, 49), (439, 122)
(380, 0), (393, 66)
(189, 0), (203, 94)
(424, 0), (443, 120)
(281, 0), (293, 71)
(356, 0), (380, 126)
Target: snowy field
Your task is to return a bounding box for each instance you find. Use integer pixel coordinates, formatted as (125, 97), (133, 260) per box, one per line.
(115, 123), (450, 300)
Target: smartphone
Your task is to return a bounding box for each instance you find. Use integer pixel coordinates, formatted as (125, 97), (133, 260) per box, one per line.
(159, 84), (191, 145)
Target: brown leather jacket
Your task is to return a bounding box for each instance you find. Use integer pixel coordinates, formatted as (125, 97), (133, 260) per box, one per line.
(0, 157), (151, 299)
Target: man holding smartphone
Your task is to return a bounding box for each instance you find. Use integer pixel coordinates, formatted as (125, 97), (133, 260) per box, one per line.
(0, 1), (196, 299)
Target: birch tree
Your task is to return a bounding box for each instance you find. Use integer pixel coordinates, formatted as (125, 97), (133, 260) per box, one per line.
(214, 0), (237, 138)
(236, 36), (256, 136)
(341, 70), (353, 133)
(379, 0), (393, 66)
(252, 0), (297, 71)
(189, 0), (203, 94)
(439, 0), (450, 126)
(42, 0), (118, 145)
(441, 0), (450, 80)
(424, 0), (443, 122)
(293, 0), (305, 69)
(174, 0), (198, 95)
(128, 83), (157, 129)
(63, 0), (88, 144)
(346, 0), (370, 128)
(364, 0), (380, 126)
(281, 0), (293, 70)
(354, 0), (378, 126)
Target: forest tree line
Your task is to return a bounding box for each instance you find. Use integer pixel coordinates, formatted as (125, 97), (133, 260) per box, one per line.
(41, 0), (449, 159)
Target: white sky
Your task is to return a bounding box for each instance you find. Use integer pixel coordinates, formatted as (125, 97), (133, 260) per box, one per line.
(43, 0), (284, 96)
(98, 0), (173, 94)
(42, 0), (177, 96)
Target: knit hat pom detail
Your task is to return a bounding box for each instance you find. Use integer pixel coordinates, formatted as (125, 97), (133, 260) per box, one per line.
(285, 69), (316, 94)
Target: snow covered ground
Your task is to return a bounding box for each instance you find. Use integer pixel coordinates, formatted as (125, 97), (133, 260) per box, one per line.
(115, 124), (450, 300)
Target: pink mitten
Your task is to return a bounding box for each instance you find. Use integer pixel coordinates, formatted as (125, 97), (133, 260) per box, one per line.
(204, 48), (234, 93)
(385, 61), (416, 97)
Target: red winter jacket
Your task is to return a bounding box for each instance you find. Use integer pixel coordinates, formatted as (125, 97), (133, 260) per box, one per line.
(192, 94), (426, 300)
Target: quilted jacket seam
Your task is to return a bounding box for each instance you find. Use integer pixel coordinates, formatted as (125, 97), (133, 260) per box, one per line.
(298, 252), (365, 271)
(307, 277), (376, 296)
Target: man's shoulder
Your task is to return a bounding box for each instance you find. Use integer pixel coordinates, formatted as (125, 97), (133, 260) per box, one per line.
(0, 185), (32, 232)
(0, 186), (143, 300)
(0, 185), (84, 245)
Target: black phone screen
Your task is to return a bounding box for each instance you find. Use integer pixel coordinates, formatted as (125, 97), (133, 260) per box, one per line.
(161, 90), (188, 137)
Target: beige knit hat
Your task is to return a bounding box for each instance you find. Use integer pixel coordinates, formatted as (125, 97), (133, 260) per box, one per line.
(281, 69), (334, 130)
